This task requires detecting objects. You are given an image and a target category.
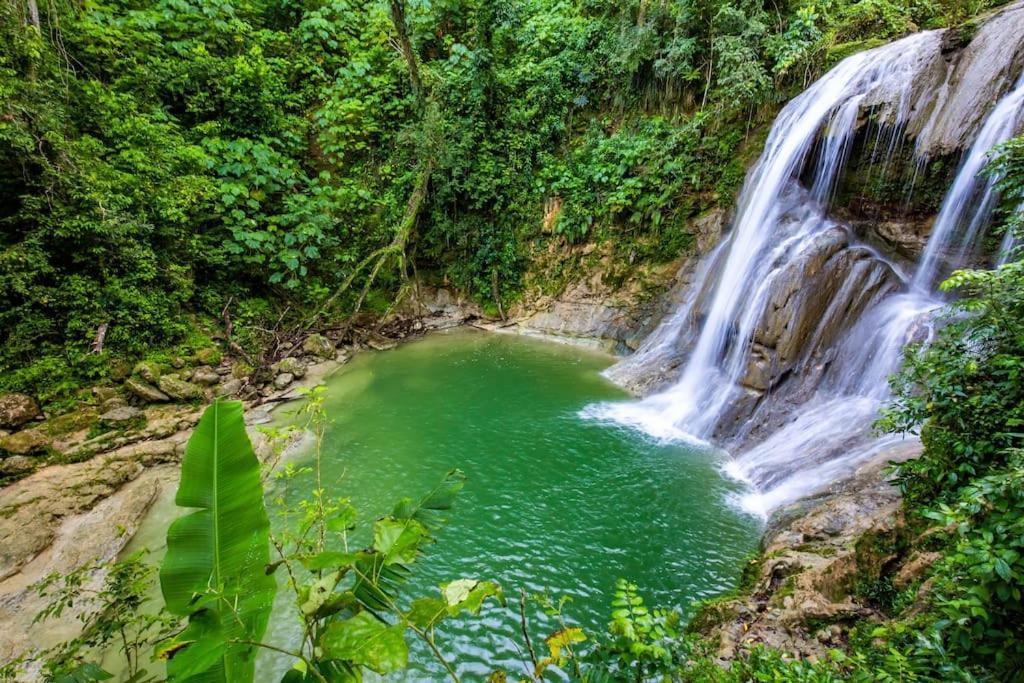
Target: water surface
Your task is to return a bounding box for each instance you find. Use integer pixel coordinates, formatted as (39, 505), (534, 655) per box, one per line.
(258, 330), (758, 681)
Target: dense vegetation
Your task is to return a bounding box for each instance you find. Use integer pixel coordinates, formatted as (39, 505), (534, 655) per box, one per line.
(4, 0), (1024, 681)
(0, 0), (993, 401)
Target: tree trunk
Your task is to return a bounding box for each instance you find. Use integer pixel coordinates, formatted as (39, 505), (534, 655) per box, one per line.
(389, 0), (423, 104)
(26, 0), (40, 28)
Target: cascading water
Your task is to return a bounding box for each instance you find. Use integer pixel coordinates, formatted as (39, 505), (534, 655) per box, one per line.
(586, 31), (943, 441)
(914, 74), (1024, 290)
(586, 25), (1024, 517)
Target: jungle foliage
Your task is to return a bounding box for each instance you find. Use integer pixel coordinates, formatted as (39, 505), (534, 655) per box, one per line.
(0, 0), (996, 399)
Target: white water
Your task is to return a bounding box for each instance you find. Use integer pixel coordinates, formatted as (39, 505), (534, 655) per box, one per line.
(914, 74), (1024, 290)
(587, 30), (1024, 517)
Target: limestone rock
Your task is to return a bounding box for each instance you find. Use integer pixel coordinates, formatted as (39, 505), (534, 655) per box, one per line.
(217, 378), (243, 397)
(0, 455), (34, 477)
(124, 378), (170, 403)
(43, 408), (98, 436)
(275, 357), (307, 379)
(132, 360), (162, 383)
(273, 372), (294, 390)
(0, 394), (41, 429)
(190, 366), (220, 387)
(157, 376), (205, 401)
(91, 386), (118, 404)
(303, 333), (335, 359)
(367, 335), (398, 351)
(0, 428), (50, 455)
(99, 406), (143, 426)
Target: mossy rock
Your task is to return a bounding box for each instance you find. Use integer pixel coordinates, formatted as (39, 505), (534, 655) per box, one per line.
(194, 347), (223, 366)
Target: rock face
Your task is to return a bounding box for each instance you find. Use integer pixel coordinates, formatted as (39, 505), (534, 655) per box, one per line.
(0, 394), (41, 429)
(911, 2), (1024, 157)
(0, 465), (176, 665)
(510, 209), (729, 352)
(694, 441), (923, 660)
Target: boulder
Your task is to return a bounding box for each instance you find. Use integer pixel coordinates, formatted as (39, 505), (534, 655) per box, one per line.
(275, 357), (307, 379)
(0, 428), (50, 455)
(132, 361), (161, 384)
(91, 386), (118, 404)
(43, 408), (98, 436)
(124, 378), (170, 403)
(170, 356), (187, 369)
(157, 376), (205, 401)
(0, 455), (34, 477)
(101, 397), (127, 412)
(217, 378), (243, 397)
(302, 333), (335, 359)
(274, 372), (295, 390)
(99, 406), (143, 426)
(190, 366), (220, 387)
(0, 394), (41, 429)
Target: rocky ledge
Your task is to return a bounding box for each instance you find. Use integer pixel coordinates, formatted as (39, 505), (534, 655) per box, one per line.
(690, 439), (934, 662)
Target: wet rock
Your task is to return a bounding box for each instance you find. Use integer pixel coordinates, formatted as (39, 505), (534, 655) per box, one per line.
(124, 378), (170, 403)
(99, 406), (143, 426)
(132, 360), (162, 384)
(275, 357), (307, 379)
(0, 394), (41, 429)
(303, 333), (335, 359)
(157, 376), (205, 401)
(911, 3), (1024, 157)
(0, 428), (50, 455)
(190, 366), (220, 387)
(0, 455), (34, 477)
(273, 372), (295, 390)
(367, 336), (398, 351)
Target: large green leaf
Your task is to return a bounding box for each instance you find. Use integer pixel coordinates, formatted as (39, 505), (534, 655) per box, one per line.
(319, 612), (408, 674)
(159, 400), (276, 682)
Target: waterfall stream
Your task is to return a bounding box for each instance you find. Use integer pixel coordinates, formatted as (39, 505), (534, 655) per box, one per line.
(585, 26), (1024, 517)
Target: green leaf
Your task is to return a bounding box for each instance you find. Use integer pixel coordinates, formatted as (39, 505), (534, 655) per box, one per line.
(159, 400), (276, 682)
(319, 612), (408, 674)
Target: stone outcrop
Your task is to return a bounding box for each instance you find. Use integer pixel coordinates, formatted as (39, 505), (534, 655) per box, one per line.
(910, 2), (1024, 158)
(157, 375), (204, 401)
(125, 377), (170, 403)
(0, 395), (40, 430)
(507, 208), (728, 352)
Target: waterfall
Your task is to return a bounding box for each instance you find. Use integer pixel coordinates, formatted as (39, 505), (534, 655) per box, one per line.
(913, 74), (1024, 290)
(585, 32), (942, 441)
(585, 27), (1024, 517)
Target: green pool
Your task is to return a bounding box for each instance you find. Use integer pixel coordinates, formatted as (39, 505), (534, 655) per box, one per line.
(256, 329), (758, 681)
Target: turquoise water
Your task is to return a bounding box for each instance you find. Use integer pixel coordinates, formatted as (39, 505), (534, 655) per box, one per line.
(258, 329), (759, 681)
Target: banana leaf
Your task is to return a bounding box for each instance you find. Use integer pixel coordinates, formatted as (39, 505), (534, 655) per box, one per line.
(159, 399), (276, 682)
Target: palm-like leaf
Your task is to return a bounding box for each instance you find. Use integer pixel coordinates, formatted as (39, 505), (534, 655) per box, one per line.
(159, 400), (275, 682)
